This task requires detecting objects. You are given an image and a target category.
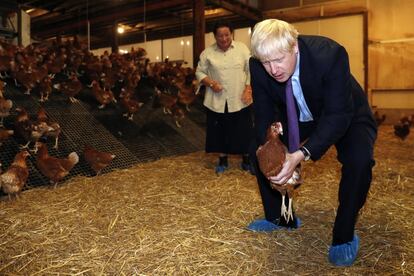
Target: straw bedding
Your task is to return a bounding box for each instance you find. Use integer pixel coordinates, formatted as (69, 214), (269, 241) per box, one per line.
(0, 125), (413, 275)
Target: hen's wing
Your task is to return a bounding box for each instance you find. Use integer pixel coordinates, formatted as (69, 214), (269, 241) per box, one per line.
(256, 139), (285, 178)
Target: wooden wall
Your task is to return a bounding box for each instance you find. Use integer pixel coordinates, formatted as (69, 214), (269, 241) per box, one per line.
(368, 0), (414, 89)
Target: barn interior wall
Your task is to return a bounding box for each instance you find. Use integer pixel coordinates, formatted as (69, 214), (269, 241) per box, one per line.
(92, 29), (252, 68)
(367, 0), (414, 111)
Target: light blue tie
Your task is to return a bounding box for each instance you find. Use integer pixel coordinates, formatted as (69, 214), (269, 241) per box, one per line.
(291, 76), (313, 122)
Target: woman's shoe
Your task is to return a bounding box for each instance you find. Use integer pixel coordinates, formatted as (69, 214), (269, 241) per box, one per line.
(215, 164), (228, 174)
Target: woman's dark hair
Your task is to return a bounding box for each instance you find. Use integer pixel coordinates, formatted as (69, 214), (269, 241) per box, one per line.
(213, 20), (233, 35)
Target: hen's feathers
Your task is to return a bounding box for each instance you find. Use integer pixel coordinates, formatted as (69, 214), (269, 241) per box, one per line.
(0, 151), (30, 196)
(36, 142), (79, 185)
(256, 122), (286, 178)
(256, 122), (302, 222)
(83, 145), (115, 175)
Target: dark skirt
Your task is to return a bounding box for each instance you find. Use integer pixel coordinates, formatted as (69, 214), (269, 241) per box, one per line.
(205, 104), (254, 154)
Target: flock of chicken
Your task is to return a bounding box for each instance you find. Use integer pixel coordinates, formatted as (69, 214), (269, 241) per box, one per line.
(0, 36), (199, 199)
(374, 111), (413, 140)
(0, 98), (116, 198)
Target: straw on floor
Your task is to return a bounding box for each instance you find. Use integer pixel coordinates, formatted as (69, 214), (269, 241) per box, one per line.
(0, 125), (413, 275)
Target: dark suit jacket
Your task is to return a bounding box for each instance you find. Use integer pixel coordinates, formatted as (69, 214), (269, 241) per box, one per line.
(250, 35), (376, 161)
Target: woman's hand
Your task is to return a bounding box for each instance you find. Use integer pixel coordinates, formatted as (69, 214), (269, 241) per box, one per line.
(241, 85), (252, 104)
(210, 81), (223, 93)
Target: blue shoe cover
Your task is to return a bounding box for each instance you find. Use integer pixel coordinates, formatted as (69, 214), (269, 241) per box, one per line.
(215, 164), (228, 174)
(247, 217), (301, 232)
(328, 234), (360, 266)
(241, 162), (256, 175)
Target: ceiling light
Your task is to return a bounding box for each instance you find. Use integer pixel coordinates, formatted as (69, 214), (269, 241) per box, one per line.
(117, 26), (125, 34)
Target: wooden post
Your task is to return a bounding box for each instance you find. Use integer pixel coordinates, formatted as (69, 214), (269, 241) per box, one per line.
(17, 9), (22, 46)
(193, 0), (205, 68)
(112, 22), (119, 54)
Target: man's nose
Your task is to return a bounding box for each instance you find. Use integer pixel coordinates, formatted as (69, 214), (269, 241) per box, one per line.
(270, 62), (278, 75)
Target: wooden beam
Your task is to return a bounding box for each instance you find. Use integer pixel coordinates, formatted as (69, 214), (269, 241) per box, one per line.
(34, 0), (191, 38)
(208, 0), (262, 21)
(193, 0), (205, 68)
(263, 0), (367, 22)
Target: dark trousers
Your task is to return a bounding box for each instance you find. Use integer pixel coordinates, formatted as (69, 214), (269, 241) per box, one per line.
(251, 122), (377, 245)
(205, 104), (253, 155)
(332, 122), (376, 245)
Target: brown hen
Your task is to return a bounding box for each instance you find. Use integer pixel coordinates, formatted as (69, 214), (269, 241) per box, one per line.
(14, 107), (52, 153)
(0, 128), (14, 145)
(35, 142), (79, 188)
(256, 122), (302, 222)
(0, 150), (30, 199)
(91, 80), (116, 109)
(36, 107), (61, 149)
(54, 74), (83, 103)
(119, 88), (144, 120)
(0, 95), (13, 127)
(83, 144), (116, 175)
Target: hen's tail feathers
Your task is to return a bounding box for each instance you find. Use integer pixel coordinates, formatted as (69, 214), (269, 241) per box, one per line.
(68, 152), (79, 165)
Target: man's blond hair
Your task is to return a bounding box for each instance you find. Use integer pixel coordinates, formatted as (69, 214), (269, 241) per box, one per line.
(250, 19), (299, 61)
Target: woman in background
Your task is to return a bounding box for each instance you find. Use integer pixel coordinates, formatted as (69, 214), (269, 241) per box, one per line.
(196, 20), (254, 175)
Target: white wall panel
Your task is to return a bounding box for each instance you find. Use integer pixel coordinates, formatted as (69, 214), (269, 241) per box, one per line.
(135, 40), (162, 62)
(234, 27), (251, 49)
(205, 32), (215, 48)
(293, 15), (364, 88)
(163, 35), (193, 66)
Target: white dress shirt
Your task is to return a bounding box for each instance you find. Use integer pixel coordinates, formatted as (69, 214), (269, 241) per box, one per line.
(196, 40), (251, 113)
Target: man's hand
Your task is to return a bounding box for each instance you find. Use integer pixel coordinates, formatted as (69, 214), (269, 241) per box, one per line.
(268, 150), (304, 185)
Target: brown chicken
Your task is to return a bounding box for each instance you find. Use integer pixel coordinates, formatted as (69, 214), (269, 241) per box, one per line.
(153, 88), (178, 114)
(38, 75), (53, 102)
(0, 128), (14, 145)
(374, 110), (386, 127)
(14, 107), (52, 152)
(91, 80), (117, 109)
(83, 144), (116, 175)
(0, 79), (6, 96)
(0, 95), (13, 127)
(394, 115), (413, 140)
(36, 107), (61, 149)
(14, 64), (36, 95)
(35, 142), (79, 187)
(0, 55), (14, 78)
(175, 73), (199, 111)
(0, 150), (30, 199)
(54, 74), (83, 103)
(256, 122), (302, 222)
(119, 88), (144, 120)
(171, 105), (185, 128)
(46, 52), (67, 78)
